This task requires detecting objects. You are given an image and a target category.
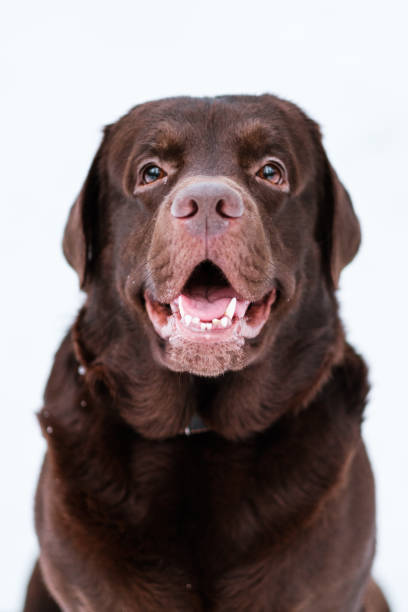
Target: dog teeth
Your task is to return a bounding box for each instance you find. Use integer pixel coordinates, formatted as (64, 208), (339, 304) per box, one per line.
(178, 296), (185, 318)
(225, 297), (236, 320)
(199, 322), (213, 331)
(179, 314), (232, 330)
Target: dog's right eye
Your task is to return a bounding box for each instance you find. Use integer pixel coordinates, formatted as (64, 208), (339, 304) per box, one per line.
(142, 165), (167, 185)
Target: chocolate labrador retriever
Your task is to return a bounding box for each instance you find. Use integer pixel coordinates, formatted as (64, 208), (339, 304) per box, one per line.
(23, 95), (389, 611)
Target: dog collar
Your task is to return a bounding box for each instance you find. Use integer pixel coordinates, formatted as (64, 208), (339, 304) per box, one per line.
(183, 413), (209, 435)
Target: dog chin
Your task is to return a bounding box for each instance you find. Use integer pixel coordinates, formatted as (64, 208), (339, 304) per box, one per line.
(162, 335), (248, 377)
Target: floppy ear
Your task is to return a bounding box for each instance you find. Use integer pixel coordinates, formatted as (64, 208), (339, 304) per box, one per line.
(318, 153), (361, 289)
(63, 148), (102, 288)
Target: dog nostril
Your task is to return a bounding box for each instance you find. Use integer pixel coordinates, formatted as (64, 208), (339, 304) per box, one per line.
(185, 199), (198, 218)
(216, 196), (244, 219)
(216, 199), (229, 218)
(171, 184), (244, 222)
(171, 198), (199, 219)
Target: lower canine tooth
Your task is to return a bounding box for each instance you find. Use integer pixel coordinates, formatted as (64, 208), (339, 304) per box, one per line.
(225, 297), (237, 320)
(220, 316), (229, 328)
(178, 296), (185, 318)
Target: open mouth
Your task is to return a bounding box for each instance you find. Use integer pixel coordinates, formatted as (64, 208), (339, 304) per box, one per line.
(144, 260), (277, 343)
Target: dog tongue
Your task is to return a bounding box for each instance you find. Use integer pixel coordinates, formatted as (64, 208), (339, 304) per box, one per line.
(180, 286), (250, 321)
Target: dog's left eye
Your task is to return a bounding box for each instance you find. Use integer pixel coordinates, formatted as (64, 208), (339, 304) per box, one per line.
(142, 165), (167, 184)
(256, 163), (283, 185)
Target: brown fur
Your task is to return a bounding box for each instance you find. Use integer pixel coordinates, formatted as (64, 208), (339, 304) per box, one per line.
(24, 95), (389, 611)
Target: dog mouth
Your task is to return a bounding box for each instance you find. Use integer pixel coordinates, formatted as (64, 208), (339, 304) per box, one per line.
(144, 260), (277, 343)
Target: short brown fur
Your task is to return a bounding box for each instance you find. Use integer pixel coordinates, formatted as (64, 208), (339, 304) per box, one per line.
(24, 95), (389, 611)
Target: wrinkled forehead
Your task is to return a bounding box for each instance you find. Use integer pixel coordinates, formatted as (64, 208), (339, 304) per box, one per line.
(109, 96), (315, 178)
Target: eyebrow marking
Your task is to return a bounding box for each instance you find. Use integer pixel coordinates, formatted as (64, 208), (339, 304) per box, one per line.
(140, 121), (186, 159)
(235, 118), (271, 142)
(234, 118), (288, 164)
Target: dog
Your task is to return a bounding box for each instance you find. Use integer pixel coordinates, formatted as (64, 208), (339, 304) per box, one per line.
(23, 95), (389, 611)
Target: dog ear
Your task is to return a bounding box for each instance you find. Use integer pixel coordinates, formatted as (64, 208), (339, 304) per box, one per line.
(315, 142), (361, 289)
(326, 162), (361, 288)
(62, 146), (103, 289)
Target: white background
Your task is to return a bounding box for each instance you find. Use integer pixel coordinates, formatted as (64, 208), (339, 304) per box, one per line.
(1, 1), (407, 610)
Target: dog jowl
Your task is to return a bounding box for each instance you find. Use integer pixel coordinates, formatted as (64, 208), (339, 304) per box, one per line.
(64, 95), (358, 379)
(24, 96), (389, 612)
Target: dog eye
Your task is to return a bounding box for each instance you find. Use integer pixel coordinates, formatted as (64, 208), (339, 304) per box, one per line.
(256, 163), (283, 184)
(142, 165), (167, 185)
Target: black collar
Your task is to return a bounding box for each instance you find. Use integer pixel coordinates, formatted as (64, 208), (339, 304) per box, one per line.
(182, 413), (209, 435)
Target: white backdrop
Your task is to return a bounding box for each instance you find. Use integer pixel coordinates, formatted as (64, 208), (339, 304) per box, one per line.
(1, 1), (407, 610)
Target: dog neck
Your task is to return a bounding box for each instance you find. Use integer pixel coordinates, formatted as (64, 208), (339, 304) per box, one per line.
(67, 295), (347, 441)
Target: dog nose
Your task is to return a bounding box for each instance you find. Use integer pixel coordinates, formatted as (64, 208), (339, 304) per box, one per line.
(170, 181), (244, 236)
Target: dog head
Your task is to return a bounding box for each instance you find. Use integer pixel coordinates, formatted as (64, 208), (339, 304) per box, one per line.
(63, 95), (360, 381)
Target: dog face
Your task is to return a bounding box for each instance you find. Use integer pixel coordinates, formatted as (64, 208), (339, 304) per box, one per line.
(63, 95), (360, 378)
